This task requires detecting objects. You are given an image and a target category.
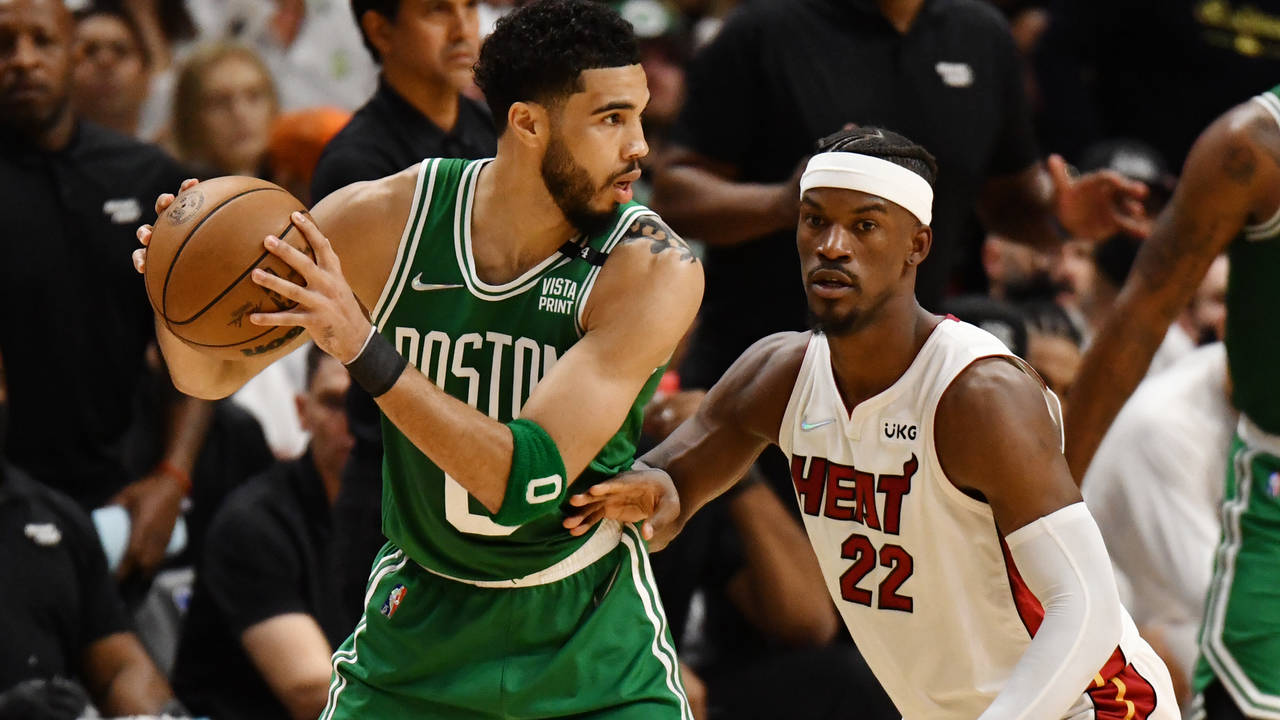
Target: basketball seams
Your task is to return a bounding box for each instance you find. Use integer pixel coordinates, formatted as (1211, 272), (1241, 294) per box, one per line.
(165, 221), (298, 327)
(157, 186), (285, 324)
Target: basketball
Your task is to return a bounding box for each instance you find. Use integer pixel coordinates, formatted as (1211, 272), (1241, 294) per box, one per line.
(144, 177), (312, 360)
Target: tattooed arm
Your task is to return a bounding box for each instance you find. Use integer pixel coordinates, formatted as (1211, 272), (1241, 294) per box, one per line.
(1063, 100), (1280, 483)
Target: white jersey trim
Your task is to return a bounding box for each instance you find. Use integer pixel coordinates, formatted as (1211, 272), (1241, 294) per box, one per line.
(372, 158), (439, 329)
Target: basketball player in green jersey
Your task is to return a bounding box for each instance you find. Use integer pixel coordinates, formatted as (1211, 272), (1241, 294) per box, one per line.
(1064, 87), (1280, 720)
(133, 1), (702, 717)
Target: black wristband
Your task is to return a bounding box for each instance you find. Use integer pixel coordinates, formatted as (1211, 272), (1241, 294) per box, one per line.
(345, 329), (408, 397)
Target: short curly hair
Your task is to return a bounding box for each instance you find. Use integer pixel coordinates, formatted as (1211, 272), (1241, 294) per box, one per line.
(815, 126), (939, 186)
(474, 0), (640, 134)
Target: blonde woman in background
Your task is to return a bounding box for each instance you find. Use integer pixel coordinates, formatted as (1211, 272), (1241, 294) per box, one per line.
(170, 43), (278, 177)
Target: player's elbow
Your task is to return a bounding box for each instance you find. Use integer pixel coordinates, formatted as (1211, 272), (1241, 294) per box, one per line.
(278, 678), (331, 720)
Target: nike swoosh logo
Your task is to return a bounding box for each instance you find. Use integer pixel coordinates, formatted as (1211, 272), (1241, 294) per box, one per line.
(411, 274), (465, 292)
(800, 418), (836, 431)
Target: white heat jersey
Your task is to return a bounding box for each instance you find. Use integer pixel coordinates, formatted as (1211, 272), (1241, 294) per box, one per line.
(779, 318), (1176, 720)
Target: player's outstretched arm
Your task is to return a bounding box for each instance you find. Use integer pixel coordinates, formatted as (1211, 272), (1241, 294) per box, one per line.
(566, 332), (806, 549)
(1063, 101), (1280, 482)
(936, 359), (1121, 720)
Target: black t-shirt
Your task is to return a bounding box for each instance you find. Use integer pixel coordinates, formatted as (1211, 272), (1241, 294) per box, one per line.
(0, 462), (130, 691)
(0, 123), (189, 507)
(1034, 0), (1280, 169)
(671, 0), (1038, 388)
(311, 79), (498, 203)
(173, 453), (345, 720)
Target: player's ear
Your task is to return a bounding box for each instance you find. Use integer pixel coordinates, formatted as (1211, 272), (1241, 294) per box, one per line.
(507, 102), (548, 150)
(908, 225), (931, 267)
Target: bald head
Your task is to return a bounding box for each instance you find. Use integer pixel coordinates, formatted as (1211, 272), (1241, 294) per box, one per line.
(0, 0), (76, 141)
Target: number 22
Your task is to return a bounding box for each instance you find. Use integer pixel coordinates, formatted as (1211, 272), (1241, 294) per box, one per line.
(839, 533), (914, 612)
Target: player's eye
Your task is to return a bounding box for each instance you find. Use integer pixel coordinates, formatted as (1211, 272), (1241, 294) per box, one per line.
(855, 220), (878, 232)
(604, 113), (623, 125)
(803, 213), (826, 227)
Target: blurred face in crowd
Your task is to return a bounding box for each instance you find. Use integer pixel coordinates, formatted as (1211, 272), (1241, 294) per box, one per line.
(296, 355), (354, 492)
(638, 43), (683, 131)
(1051, 240), (1096, 315)
(981, 233), (1058, 302)
(538, 65), (648, 235)
(1027, 331), (1081, 399)
(196, 54), (276, 175)
(0, 0), (73, 136)
(71, 12), (149, 135)
(1188, 254), (1229, 344)
(367, 0), (480, 93)
(798, 185), (930, 336)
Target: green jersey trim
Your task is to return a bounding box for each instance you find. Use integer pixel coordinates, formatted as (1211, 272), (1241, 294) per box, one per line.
(1200, 417), (1280, 718)
(1245, 93), (1280, 241)
(372, 158), (441, 330)
(453, 159), (575, 301)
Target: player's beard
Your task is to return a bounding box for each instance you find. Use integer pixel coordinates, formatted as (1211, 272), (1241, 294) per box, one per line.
(541, 131), (621, 238)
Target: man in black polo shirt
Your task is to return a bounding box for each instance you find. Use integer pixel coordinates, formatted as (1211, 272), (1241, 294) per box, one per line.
(310, 0), (498, 625)
(311, 0), (496, 199)
(173, 345), (354, 720)
(0, 353), (180, 720)
(654, 0), (1153, 393)
(0, 0), (210, 580)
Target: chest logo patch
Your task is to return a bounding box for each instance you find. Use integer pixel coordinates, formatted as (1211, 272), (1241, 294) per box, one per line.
(538, 277), (579, 316)
(24, 523), (61, 546)
(103, 198), (142, 225)
(801, 416), (836, 432)
(935, 61), (974, 88)
(882, 420), (919, 444)
(381, 584), (408, 619)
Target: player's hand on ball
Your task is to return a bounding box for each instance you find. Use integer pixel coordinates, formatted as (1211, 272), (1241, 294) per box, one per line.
(249, 211), (371, 363)
(563, 466), (680, 550)
(133, 178), (200, 275)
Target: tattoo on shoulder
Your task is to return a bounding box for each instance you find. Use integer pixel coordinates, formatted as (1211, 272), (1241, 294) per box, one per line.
(619, 216), (697, 264)
(1222, 144), (1258, 185)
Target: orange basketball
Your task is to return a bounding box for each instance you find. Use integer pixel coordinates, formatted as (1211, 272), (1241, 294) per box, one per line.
(144, 176), (312, 360)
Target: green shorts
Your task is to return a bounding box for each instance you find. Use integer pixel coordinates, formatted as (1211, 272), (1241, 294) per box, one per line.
(1195, 417), (1280, 718)
(319, 523), (691, 720)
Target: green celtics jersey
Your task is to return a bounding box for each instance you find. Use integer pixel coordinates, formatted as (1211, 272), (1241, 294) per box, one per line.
(1226, 87), (1280, 435)
(369, 158), (665, 582)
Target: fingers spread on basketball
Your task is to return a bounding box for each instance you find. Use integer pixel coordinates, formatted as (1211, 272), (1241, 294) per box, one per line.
(291, 211), (341, 272)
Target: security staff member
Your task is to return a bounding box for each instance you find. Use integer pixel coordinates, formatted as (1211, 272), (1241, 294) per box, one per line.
(0, 353), (178, 720)
(309, 0), (497, 627)
(0, 0), (210, 579)
(653, 0), (1153, 394)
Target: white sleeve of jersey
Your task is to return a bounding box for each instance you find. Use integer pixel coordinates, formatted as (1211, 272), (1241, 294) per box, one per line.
(979, 503), (1123, 720)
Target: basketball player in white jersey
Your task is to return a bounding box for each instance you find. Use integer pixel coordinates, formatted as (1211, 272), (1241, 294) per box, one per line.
(567, 127), (1180, 720)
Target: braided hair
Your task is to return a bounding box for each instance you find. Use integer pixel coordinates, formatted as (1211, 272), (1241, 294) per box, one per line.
(814, 127), (939, 187)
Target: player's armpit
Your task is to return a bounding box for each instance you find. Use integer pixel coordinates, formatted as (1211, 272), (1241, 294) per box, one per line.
(641, 332), (808, 532)
(935, 358), (1081, 536)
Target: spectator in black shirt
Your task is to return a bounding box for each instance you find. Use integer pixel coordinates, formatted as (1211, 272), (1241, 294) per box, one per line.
(653, 0), (1153, 393)
(311, 0), (496, 200)
(0, 0), (211, 580)
(174, 345), (354, 720)
(0, 353), (179, 720)
(310, 0), (497, 625)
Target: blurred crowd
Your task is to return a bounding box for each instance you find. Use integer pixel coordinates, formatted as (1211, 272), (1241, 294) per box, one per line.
(1, 0), (1276, 716)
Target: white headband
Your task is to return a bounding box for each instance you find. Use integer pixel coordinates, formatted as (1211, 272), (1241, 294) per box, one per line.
(800, 153), (934, 225)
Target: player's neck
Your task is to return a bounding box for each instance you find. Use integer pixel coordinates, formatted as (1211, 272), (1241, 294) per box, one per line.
(826, 297), (938, 414)
(382, 68), (462, 133)
(469, 152), (580, 285)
